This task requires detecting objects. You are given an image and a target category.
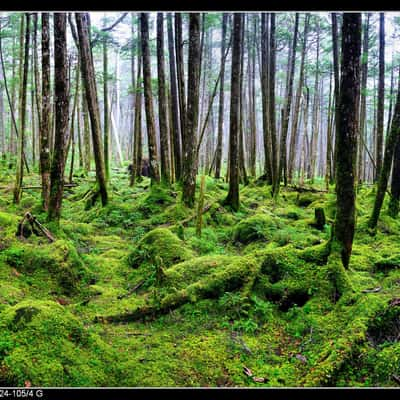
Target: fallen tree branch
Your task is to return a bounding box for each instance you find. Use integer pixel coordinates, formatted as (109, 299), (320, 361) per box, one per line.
(287, 185), (328, 193)
(17, 212), (55, 242)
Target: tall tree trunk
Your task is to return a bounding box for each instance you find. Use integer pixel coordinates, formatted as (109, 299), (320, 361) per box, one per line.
(82, 89), (91, 172)
(140, 12), (161, 185)
(279, 13), (299, 186)
(167, 13), (182, 182)
(103, 28), (110, 180)
(13, 14), (30, 204)
(157, 13), (171, 184)
(215, 14), (228, 179)
(369, 68), (400, 230)
(376, 13), (385, 181)
(358, 13), (370, 185)
(175, 13), (186, 149)
(223, 13), (242, 211)
(75, 12), (108, 205)
(261, 13), (272, 183)
(332, 13), (361, 269)
(389, 135), (400, 218)
(288, 14), (310, 183)
(331, 13), (341, 181)
(269, 13), (278, 196)
(48, 13), (69, 222)
(182, 13), (201, 208)
(130, 24), (143, 187)
(40, 13), (51, 210)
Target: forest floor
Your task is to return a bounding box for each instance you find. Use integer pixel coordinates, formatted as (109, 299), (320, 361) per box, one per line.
(1, 164), (400, 387)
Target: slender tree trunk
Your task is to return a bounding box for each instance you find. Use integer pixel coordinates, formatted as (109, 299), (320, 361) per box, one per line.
(140, 13), (161, 185)
(224, 13), (242, 211)
(261, 13), (272, 183)
(288, 14), (310, 183)
(279, 13), (299, 187)
(389, 136), (400, 218)
(358, 13), (370, 185)
(130, 25), (143, 187)
(75, 12), (108, 205)
(182, 13), (201, 208)
(269, 14), (279, 196)
(331, 13), (341, 181)
(13, 14), (30, 204)
(332, 13), (361, 268)
(375, 13), (385, 181)
(167, 13), (182, 182)
(175, 13), (186, 148)
(369, 68), (400, 230)
(48, 13), (69, 222)
(157, 13), (171, 184)
(215, 14), (228, 179)
(103, 29), (110, 180)
(40, 13), (51, 210)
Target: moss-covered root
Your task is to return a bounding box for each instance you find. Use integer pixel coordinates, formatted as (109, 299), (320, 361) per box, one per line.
(326, 252), (354, 302)
(96, 254), (260, 324)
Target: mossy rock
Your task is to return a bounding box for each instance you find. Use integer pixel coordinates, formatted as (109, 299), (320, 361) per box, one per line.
(0, 300), (117, 386)
(2, 240), (88, 295)
(233, 214), (278, 244)
(127, 227), (194, 269)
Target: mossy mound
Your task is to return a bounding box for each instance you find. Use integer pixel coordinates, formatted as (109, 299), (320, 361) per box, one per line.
(2, 240), (89, 295)
(127, 227), (194, 269)
(233, 214), (279, 244)
(0, 300), (118, 386)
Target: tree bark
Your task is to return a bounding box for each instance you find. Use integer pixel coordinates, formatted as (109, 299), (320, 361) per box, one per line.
(13, 14), (30, 204)
(48, 13), (69, 222)
(182, 13), (201, 208)
(369, 68), (400, 230)
(288, 14), (310, 183)
(215, 14), (228, 179)
(279, 13), (299, 187)
(376, 13), (385, 181)
(167, 13), (182, 182)
(140, 13), (161, 185)
(223, 13), (242, 211)
(75, 12), (108, 205)
(157, 13), (171, 184)
(332, 13), (361, 268)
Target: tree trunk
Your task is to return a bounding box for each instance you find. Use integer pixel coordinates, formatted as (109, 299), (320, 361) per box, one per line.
(167, 13), (182, 182)
(332, 13), (361, 268)
(369, 68), (400, 230)
(223, 13), (242, 211)
(157, 13), (171, 184)
(182, 13), (201, 208)
(103, 27), (110, 180)
(279, 13), (299, 187)
(48, 13), (69, 222)
(375, 13), (385, 181)
(40, 13), (51, 211)
(130, 24), (143, 187)
(175, 13), (186, 149)
(13, 14), (29, 204)
(358, 13), (370, 185)
(75, 12), (108, 205)
(140, 12), (161, 185)
(261, 13), (272, 184)
(288, 14), (310, 183)
(215, 14), (228, 179)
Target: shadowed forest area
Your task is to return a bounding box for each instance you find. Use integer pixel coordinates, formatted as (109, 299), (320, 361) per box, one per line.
(1, 11), (400, 388)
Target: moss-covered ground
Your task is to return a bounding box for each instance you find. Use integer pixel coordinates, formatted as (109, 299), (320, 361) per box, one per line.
(1, 165), (400, 387)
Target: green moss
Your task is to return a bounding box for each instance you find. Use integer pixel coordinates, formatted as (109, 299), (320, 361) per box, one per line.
(2, 240), (89, 295)
(233, 214), (279, 244)
(127, 227), (195, 269)
(0, 300), (119, 386)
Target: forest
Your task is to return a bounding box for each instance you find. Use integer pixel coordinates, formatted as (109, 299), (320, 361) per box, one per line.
(0, 11), (399, 388)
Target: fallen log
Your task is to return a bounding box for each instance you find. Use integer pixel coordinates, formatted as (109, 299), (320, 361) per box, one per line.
(288, 185), (328, 194)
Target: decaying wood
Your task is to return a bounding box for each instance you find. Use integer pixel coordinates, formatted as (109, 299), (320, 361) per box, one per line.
(288, 185), (327, 194)
(17, 212), (55, 242)
(117, 278), (147, 299)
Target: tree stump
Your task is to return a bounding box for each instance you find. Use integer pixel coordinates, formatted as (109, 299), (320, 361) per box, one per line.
(314, 207), (326, 230)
